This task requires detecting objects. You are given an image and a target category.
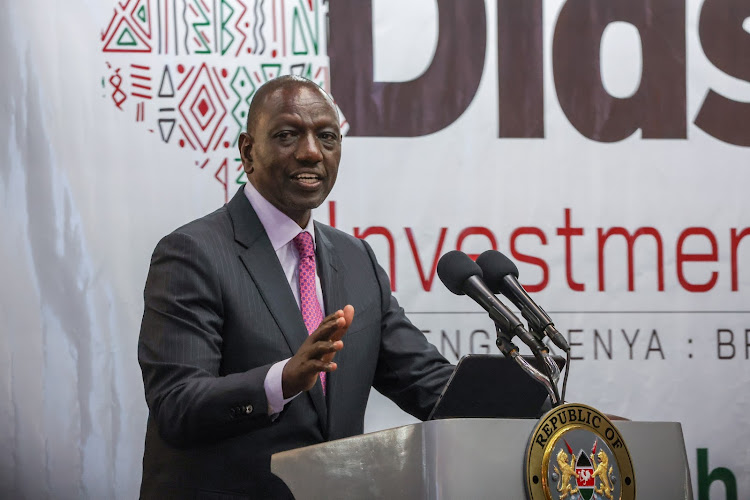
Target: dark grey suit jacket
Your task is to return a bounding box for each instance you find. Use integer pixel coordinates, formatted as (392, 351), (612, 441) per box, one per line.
(138, 188), (453, 499)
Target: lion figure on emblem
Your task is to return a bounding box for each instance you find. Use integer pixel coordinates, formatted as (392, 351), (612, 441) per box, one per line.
(553, 450), (579, 499)
(591, 450), (614, 500)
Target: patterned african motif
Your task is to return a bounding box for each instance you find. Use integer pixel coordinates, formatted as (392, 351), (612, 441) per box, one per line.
(99, 0), (347, 202)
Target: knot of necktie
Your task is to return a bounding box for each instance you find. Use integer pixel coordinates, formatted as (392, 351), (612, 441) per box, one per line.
(292, 231), (315, 259)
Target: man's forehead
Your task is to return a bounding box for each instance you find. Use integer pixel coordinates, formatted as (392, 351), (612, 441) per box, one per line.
(259, 81), (323, 106)
(259, 86), (338, 122)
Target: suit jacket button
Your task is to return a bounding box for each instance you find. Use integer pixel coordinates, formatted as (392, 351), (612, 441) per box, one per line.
(244, 404), (253, 414)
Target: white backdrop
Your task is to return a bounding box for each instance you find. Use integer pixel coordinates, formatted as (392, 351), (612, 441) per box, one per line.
(1, 1), (748, 498)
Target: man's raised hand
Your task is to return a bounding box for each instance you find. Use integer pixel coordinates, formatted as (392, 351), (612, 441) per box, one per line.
(281, 305), (354, 398)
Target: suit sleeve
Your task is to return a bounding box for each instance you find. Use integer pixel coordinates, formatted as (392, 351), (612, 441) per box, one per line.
(138, 230), (275, 447)
(360, 240), (454, 421)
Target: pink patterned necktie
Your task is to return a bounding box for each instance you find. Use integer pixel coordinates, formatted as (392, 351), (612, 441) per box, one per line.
(292, 231), (326, 393)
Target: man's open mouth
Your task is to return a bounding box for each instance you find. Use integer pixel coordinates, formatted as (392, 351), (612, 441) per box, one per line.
(292, 173), (323, 185)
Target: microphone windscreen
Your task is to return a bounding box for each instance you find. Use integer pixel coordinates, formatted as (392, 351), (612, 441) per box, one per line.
(476, 250), (519, 293)
(437, 250), (483, 296)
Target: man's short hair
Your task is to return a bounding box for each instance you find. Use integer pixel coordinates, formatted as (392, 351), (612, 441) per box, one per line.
(245, 75), (336, 133)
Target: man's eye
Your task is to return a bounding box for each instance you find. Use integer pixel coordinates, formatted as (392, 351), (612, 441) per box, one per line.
(319, 132), (337, 141)
(276, 131), (294, 140)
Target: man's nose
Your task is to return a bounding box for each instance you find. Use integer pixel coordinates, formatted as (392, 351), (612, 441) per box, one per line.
(295, 133), (324, 163)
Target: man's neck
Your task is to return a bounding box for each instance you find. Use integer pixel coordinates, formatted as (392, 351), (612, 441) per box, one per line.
(243, 183), (316, 251)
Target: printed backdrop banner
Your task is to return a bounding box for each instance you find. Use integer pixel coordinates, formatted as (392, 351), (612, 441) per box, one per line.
(2, 0), (749, 498)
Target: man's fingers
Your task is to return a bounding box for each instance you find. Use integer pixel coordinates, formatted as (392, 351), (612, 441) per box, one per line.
(282, 357), (338, 397)
(298, 359), (338, 375)
(323, 361), (337, 372)
(343, 305), (354, 327)
(320, 340), (344, 364)
(310, 313), (345, 341)
(330, 305), (354, 343)
(309, 339), (343, 358)
(311, 360), (338, 372)
(287, 309), (346, 395)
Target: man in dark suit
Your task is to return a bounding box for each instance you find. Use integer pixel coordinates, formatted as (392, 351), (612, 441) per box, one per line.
(138, 75), (453, 498)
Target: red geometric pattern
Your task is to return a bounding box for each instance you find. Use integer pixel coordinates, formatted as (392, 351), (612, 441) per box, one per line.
(101, 0), (153, 53)
(179, 63), (228, 152)
(292, 231), (326, 392)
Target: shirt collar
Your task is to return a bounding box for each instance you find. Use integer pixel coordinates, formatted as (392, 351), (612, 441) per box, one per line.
(243, 182), (316, 251)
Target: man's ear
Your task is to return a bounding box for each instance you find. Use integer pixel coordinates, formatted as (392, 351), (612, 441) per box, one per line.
(238, 132), (254, 175)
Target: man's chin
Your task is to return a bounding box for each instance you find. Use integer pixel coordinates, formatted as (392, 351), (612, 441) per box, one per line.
(290, 192), (330, 211)
(280, 197), (329, 225)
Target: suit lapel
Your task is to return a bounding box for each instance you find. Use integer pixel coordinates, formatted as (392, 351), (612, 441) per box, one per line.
(227, 188), (328, 431)
(314, 223), (342, 319)
(314, 223), (344, 430)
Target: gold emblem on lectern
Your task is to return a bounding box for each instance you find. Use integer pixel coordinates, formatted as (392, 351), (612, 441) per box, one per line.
(591, 446), (614, 499)
(553, 449), (578, 499)
(524, 403), (635, 500)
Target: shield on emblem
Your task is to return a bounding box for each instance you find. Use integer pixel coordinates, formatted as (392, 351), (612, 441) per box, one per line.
(575, 450), (595, 500)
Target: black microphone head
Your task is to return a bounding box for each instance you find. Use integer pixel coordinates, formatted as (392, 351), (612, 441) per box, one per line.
(437, 250), (483, 296)
(475, 250), (519, 293)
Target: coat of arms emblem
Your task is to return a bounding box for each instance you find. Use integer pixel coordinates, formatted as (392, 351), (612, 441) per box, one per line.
(525, 403), (635, 500)
(552, 439), (617, 500)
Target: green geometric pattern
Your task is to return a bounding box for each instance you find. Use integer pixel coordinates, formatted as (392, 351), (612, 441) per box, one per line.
(291, 0), (319, 55)
(117, 27), (138, 46)
(230, 67), (256, 145)
(220, 0), (236, 56)
(261, 64), (282, 81)
(191, 0), (212, 54)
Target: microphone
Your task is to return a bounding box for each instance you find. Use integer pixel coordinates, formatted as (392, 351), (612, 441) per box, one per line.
(476, 250), (570, 352)
(436, 250), (545, 354)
